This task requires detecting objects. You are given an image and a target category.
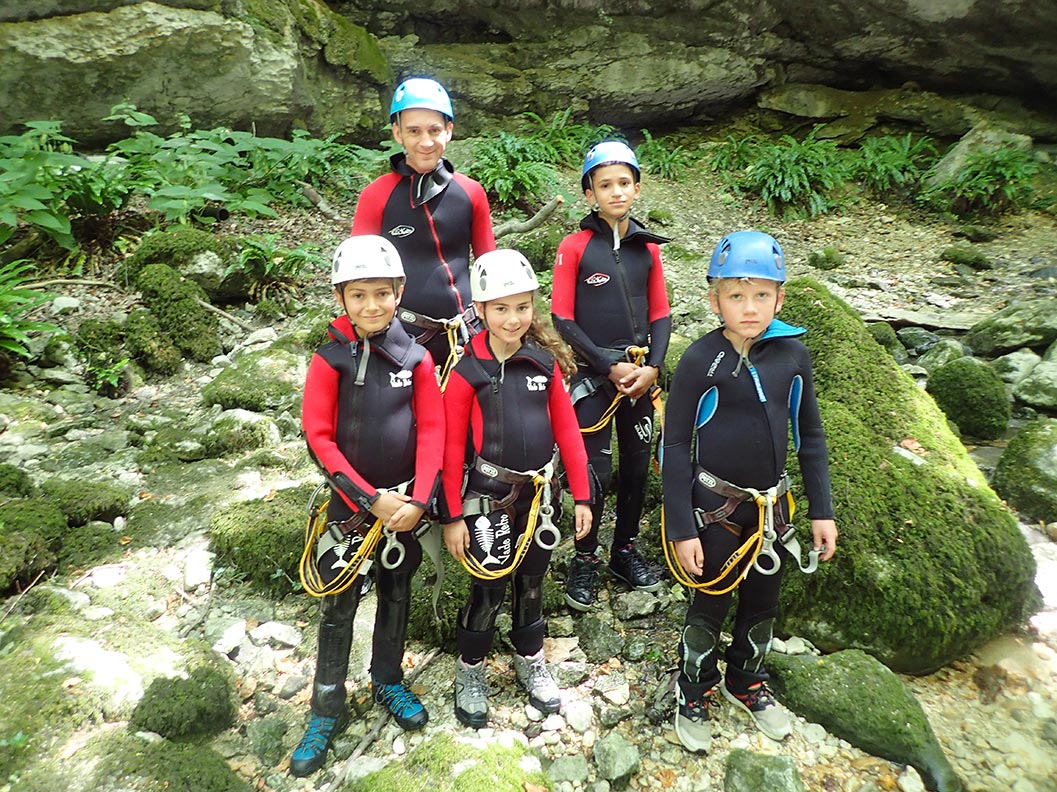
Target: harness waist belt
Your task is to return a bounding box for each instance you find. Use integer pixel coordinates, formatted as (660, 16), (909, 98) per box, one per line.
(463, 450), (560, 516)
(692, 466), (790, 528)
(397, 304), (477, 332)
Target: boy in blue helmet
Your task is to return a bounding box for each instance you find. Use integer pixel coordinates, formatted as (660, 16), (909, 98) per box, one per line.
(551, 140), (672, 610)
(353, 77), (496, 383)
(661, 231), (837, 753)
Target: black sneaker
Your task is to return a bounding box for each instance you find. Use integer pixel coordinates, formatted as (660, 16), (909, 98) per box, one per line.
(564, 552), (601, 611)
(608, 542), (661, 592)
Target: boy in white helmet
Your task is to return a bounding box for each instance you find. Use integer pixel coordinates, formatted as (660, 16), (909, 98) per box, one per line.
(662, 231), (837, 753)
(439, 249), (593, 728)
(293, 235), (445, 776)
(353, 77), (496, 383)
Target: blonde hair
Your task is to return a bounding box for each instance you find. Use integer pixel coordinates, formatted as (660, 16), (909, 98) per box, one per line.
(527, 311), (577, 380)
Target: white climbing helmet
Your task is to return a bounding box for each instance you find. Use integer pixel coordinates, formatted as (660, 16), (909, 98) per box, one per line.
(470, 249), (539, 302)
(331, 235), (405, 285)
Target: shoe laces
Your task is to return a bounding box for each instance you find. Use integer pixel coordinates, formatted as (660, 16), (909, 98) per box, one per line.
(735, 683), (776, 712)
(297, 714), (341, 753)
(523, 655), (554, 688)
(460, 662), (490, 697)
(569, 555), (599, 589)
(376, 682), (422, 717)
(617, 544), (650, 576)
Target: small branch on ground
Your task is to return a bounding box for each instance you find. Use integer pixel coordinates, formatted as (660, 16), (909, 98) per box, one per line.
(25, 278), (118, 290)
(317, 648), (441, 792)
(494, 195), (565, 239)
(194, 298), (256, 332)
(0, 570), (47, 626)
(297, 181), (344, 223)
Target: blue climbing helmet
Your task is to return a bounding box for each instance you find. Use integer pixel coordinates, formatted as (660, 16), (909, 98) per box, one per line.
(581, 141), (640, 192)
(707, 231), (786, 282)
(389, 77), (453, 122)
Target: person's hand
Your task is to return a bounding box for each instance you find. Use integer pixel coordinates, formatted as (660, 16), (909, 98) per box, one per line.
(443, 520), (470, 562)
(608, 361), (637, 388)
(387, 502), (425, 533)
(811, 519), (837, 562)
(573, 503), (593, 540)
(369, 490), (411, 522)
(618, 365), (659, 399)
(674, 537), (704, 576)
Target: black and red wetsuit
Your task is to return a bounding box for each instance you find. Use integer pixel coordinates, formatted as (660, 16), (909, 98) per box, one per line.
(300, 314), (444, 709)
(441, 331), (591, 662)
(550, 211), (672, 554)
(352, 153), (495, 362)
(661, 320), (834, 695)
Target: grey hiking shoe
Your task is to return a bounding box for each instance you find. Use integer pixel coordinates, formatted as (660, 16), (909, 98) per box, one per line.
(454, 657), (489, 728)
(674, 681), (713, 754)
(513, 649), (561, 713)
(721, 680), (792, 741)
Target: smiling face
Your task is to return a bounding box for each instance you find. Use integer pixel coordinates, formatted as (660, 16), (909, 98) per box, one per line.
(336, 277), (402, 337)
(391, 108), (453, 174)
(709, 277), (785, 349)
(477, 291), (534, 357)
(584, 163), (640, 221)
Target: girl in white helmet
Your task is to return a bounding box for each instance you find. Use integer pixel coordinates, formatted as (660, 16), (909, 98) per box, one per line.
(438, 249), (593, 728)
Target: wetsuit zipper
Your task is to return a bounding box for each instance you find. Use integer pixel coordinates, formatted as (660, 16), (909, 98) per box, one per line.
(611, 248), (643, 345)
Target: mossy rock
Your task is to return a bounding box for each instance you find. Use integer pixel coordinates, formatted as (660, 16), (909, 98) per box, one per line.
(992, 417), (1057, 524)
(204, 409), (282, 457)
(56, 521), (127, 573)
(775, 279), (1036, 674)
(925, 356), (1011, 440)
(119, 226), (234, 288)
(807, 245), (845, 270)
(129, 657), (238, 740)
(768, 650), (961, 792)
(0, 498), (67, 591)
(274, 303), (336, 352)
(724, 749), (805, 792)
(866, 321), (909, 364)
(939, 243), (991, 270)
(39, 477), (131, 527)
(201, 347), (306, 413)
(209, 485), (312, 597)
(125, 308), (184, 376)
(0, 462), (35, 497)
(136, 262), (220, 362)
(348, 731), (548, 792)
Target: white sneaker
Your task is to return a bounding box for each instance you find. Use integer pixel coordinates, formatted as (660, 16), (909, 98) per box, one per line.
(514, 649), (561, 713)
(721, 680), (792, 740)
(674, 682), (713, 753)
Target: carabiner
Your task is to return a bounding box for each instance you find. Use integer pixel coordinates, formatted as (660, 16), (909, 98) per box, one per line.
(380, 528), (406, 570)
(754, 543), (782, 575)
(534, 503), (561, 550)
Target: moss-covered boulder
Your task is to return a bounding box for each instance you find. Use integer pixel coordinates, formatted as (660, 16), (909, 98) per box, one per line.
(39, 476), (131, 527)
(204, 409), (282, 457)
(129, 656), (238, 740)
(866, 321), (909, 364)
(776, 279), (1037, 674)
(125, 308), (184, 376)
(0, 462), (36, 497)
(992, 418), (1057, 524)
(209, 484), (311, 597)
(768, 651), (962, 792)
(0, 498), (66, 591)
(964, 297), (1057, 356)
(119, 226), (236, 296)
(925, 357), (1011, 440)
(724, 749), (805, 792)
(348, 731), (547, 792)
(136, 262), (220, 362)
(201, 347), (306, 413)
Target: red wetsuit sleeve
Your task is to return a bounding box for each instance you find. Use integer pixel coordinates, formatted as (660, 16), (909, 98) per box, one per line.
(458, 174), (496, 257)
(350, 175), (396, 235)
(548, 363), (592, 503)
(410, 351), (444, 509)
(440, 369), (476, 522)
(646, 243), (671, 322)
(550, 234), (581, 321)
(301, 352), (377, 511)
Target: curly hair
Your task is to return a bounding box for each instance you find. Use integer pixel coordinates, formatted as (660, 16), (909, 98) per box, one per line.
(526, 301), (577, 380)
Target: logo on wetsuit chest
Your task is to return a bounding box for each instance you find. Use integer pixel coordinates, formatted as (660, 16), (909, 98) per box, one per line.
(388, 225), (414, 238)
(584, 272), (610, 286)
(706, 351), (725, 378)
(525, 375), (548, 392)
(389, 370), (413, 388)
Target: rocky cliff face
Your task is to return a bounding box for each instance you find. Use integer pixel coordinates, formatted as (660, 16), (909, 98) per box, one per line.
(1, 0), (1055, 145)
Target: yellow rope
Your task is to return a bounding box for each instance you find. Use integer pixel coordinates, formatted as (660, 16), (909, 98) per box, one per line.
(458, 474), (549, 580)
(438, 322), (463, 392)
(299, 497), (385, 597)
(580, 346), (650, 435)
(661, 490), (796, 595)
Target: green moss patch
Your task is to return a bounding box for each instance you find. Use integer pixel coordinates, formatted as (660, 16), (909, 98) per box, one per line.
(119, 226), (234, 287)
(201, 347), (306, 413)
(125, 308), (184, 377)
(992, 417), (1057, 524)
(0, 498), (66, 592)
(926, 357), (1011, 440)
(39, 477), (131, 527)
(136, 263), (220, 362)
(130, 660), (238, 740)
(0, 462), (36, 497)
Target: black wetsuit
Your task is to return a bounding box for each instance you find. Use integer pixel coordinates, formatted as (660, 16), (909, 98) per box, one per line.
(662, 319), (834, 694)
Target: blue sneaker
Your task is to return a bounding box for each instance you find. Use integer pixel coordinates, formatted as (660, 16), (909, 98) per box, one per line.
(289, 711), (349, 777)
(373, 679), (428, 730)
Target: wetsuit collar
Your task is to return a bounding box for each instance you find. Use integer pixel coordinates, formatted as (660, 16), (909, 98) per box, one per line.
(327, 314), (421, 368)
(759, 317), (806, 340)
(581, 211), (671, 246)
(469, 331), (553, 373)
(391, 152), (454, 207)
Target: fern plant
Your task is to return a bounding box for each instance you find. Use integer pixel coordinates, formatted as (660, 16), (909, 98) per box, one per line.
(741, 130), (850, 218)
(519, 109), (616, 168)
(636, 130), (690, 180)
(465, 132), (561, 206)
(228, 234), (324, 301)
(0, 260), (60, 363)
(920, 146), (1039, 216)
(851, 134), (937, 195)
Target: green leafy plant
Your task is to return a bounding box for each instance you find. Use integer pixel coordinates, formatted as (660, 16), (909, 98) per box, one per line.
(740, 130), (850, 218)
(519, 109), (616, 168)
(708, 133), (764, 174)
(466, 132), (562, 207)
(850, 133), (937, 195)
(0, 260), (59, 361)
(635, 129), (691, 180)
(229, 234), (324, 301)
(920, 146), (1039, 216)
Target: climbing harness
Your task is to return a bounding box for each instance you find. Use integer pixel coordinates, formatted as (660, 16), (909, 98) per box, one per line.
(299, 479), (426, 597)
(574, 346), (664, 435)
(661, 467), (822, 596)
(396, 304), (477, 389)
(457, 451), (562, 581)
